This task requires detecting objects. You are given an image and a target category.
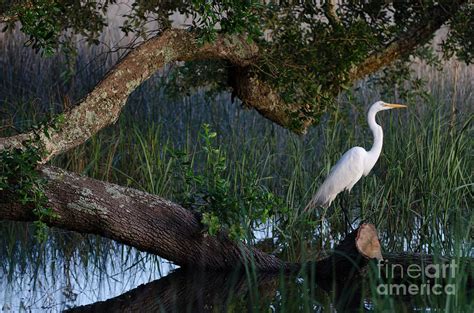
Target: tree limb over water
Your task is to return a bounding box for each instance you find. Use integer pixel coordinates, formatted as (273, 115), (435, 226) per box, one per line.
(0, 1), (470, 272)
(0, 165), (382, 271)
(0, 0), (467, 157)
(65, 263), (366, 313)
(0, 29), (258, 162)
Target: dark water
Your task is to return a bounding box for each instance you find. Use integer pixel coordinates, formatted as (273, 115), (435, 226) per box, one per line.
(2, 224), (472, 312)
(1, 26), (472, 313)
(64, 267), (369, 313)
(0, 233), (370, 312)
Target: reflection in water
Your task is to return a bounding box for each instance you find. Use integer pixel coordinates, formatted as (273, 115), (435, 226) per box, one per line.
(0, 224), (175, 312)
(65, 267), (365, 313)
(1, 222), (472, 312)
(66, 261), (471, 313)
(0, 223), (369, 312)
(0, 231), (364, 312)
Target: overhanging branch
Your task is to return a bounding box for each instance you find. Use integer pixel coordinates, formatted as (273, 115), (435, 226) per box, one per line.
(0, 1), (466, 145)
(348, 0), (467, 83)
(0, 165), (382, 271)
(0, 14), (17, 23)
(0, 165), (284, 270)
(0, 29), (258, 161)
(229, 66), (315, 134)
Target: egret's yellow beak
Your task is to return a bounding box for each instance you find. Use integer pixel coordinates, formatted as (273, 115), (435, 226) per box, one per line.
(384, 103), (407, 109)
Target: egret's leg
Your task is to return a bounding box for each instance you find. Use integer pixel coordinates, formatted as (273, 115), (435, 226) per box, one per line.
(341, 194), (354, 234)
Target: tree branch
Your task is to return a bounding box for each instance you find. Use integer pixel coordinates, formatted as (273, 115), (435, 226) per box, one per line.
(348, 0), (467, 83)
(229, 66), (315, 134)
(0, 165), (284, 270)
(0, 14), (17, 23)
(324, 0), (340, 26)
(231, 1), (467, 133)
(0, 165), (382, 271)
(0, 1), (465, 144)
(0, 0), (31, 24)
(0, 29), (259, 161)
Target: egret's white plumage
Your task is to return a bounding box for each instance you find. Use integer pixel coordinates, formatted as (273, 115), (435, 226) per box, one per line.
(305, 101), (406, 212)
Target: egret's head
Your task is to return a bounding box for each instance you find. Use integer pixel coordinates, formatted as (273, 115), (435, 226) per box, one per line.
(371, 101), (407, 112)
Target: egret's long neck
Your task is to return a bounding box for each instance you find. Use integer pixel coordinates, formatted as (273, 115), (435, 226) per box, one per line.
(367, 109), (383, 158)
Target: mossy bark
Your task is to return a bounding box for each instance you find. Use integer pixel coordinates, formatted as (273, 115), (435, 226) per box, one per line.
(0, 0), (466, 153)
(0, 29), (259, 161)
(0, 165), (382, 271)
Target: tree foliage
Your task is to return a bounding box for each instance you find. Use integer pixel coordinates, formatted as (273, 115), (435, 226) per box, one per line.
(170, 124), (286, 241)
(1, 1), (471, 122)
(0, 116), (63, 241)
(0, 0), (472, 241)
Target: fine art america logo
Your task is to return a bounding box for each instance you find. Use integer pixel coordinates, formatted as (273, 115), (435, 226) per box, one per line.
(376, 259), (457, 295)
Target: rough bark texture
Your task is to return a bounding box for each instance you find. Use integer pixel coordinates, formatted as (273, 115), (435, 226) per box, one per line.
(0, 29), (258, 162)
(0, 165), (382, 271)
(0, 1), (465, 149)
(0, 166), (283, 270)
(0, 14), (17, 23)
(229, 66), (315, 134)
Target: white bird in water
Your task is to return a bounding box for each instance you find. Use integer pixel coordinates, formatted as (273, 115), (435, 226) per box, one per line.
(304, 101), (407, 213)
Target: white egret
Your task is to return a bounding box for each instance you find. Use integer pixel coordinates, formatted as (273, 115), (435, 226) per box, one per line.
(304, 101), (407, 212)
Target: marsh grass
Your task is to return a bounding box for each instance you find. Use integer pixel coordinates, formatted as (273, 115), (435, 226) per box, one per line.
(0, 29), (473, 311)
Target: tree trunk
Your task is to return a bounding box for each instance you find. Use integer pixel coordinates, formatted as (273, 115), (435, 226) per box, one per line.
(0, 0), (465, 154)
(0, 166), (382, 271)
(0, 1), (465, 274)
(0, 166), (283, 270)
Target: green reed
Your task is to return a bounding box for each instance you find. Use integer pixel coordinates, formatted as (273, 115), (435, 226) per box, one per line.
(0, 29), (472, 312)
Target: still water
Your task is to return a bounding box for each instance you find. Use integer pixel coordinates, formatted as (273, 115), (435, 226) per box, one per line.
(1, 222), (471, 312)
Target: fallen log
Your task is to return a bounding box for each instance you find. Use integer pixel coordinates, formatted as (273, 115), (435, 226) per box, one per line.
(65, 226), (381, 313)
(0, 166), (383, 272)
(64, 248), (473, 312)
(380, 252), (474, 289)
(306, 223), (383, 281)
